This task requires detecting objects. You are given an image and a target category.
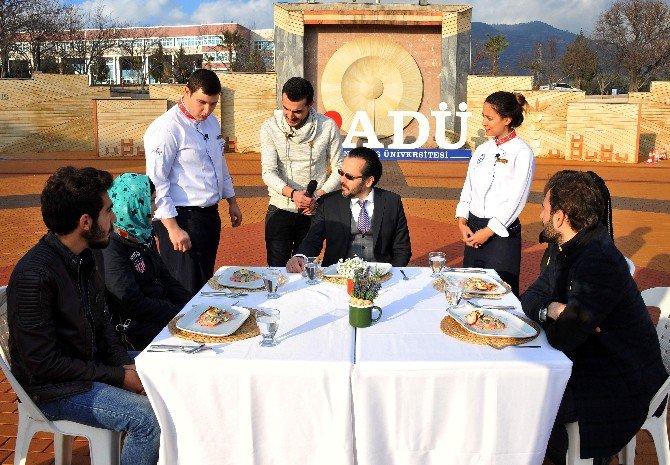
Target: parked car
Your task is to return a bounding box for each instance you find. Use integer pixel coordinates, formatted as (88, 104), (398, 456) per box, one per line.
(539, 83), (581, 91)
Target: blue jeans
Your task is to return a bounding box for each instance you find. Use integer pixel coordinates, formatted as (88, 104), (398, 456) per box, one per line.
(39, 382), (160, 465)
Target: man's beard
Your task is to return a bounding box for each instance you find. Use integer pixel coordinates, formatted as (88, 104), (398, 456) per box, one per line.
(84, 220), (112, 249)
(542, 219), (561, 244)
(341, 183), (364, 199)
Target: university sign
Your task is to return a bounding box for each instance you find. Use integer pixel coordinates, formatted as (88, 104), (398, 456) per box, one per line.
(324, 102), (473, 161)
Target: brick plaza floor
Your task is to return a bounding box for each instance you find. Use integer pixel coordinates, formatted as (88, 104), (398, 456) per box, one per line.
(0, 152), (668, 464)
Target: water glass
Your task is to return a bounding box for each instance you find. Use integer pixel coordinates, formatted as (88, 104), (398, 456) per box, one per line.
(305, 262), (320, 285)
(443, 276), (466, 310)
(428, 251), (446, 277)
(302, 257), (321, 277)
(262, 269), (282, 299)
(257, 309), (280, 347)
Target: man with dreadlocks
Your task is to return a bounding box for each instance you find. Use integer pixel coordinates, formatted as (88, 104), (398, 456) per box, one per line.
(520, 170), (666, 465)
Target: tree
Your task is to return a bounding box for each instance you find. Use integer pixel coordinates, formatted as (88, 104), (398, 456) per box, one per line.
(519, 38), (563, 87)
(0, 0), (33, 77)
(149, 42), (171, 83)
(593, 0), (670, 91)
(58, 3), (121, 77)
(592, 40), (625, 95)
(221, 30), (242, 72)
(172, 45), (200, 83)
(90, 56), (109, 84)
(561, 31), (598, 89)
(116, 28), (159, 89)
(19, 0), (66, 73)
(482, 34), (509, 76)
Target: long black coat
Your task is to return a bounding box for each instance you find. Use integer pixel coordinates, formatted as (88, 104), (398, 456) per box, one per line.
(101, 232), (191, 350)
(296, 188), (412, 267)
(521, 226), (667, 458)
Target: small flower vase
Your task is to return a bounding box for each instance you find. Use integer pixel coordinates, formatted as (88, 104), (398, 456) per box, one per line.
(346, 278), (354, 295)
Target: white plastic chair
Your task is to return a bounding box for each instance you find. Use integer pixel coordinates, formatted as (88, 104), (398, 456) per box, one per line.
(617, 287), (670, 465)
(624, 256), (636, 276)
(0, 285), (122, 465)
(566, 287), (670, 465)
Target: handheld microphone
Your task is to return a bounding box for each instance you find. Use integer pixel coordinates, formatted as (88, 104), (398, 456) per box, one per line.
(299, 180), (318, 214)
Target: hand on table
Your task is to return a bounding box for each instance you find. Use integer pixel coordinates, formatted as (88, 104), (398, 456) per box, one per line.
(286, 256), (306, 273)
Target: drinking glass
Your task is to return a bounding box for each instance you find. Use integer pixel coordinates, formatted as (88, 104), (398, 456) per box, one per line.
(305, 262), (320, 285)
(428, 251), (446, 277)
(257, 309), (280, 347)
(262, 269), (282, 299)
(302, 257), (321, 277)
(443, 276), (466, 310)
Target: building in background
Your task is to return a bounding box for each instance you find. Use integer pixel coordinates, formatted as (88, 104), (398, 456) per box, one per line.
(11, 22), (275, 85)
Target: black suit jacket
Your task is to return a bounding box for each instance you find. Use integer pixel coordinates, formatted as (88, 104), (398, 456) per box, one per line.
(296, 188), (411, 267)
(521, 226), (667, 458)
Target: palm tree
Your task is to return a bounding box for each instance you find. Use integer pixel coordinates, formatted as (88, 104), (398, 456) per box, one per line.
(483, 34), (510, 76)
(221, 30), (242, 72)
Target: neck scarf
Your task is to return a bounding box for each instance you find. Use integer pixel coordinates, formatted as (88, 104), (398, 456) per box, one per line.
(108, 173), (153, 244)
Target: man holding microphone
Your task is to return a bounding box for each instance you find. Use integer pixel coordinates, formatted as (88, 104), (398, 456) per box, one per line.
(260, 77), (344, 266)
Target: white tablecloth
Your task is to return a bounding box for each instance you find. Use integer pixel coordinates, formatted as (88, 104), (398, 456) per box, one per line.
(137, 266), (572, 465)
(352, 268), (573, 465)
(136, 268), (356, 465)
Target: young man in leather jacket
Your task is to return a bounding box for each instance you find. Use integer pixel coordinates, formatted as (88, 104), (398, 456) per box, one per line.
(7, 167), (160, 465)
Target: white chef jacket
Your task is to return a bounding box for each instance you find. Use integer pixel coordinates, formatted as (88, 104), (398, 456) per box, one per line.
(455, 137), (535, 237)
(144, 105), (235, 219)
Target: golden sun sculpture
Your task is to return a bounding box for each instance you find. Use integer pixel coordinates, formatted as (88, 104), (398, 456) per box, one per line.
(320, 37), (424, 138)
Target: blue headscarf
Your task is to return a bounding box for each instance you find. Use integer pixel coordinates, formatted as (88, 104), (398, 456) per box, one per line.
(108, 173), (153, 244)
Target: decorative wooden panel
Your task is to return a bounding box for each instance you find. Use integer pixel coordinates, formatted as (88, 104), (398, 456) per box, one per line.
(95, 99), (167, 157)
(275, 4), (304, 36)
(217, 73), (277, 152)
(0, 74), (109, 153)
(465, 75), (534, 149)
(516, 90), (586, 159)
(565, 103), (640, 163)
(628, 84), (670, 155)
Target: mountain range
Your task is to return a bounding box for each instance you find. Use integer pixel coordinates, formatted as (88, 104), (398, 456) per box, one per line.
(472, 21), (578, 75)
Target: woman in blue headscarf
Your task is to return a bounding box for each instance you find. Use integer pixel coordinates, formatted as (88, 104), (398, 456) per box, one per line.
(102, 173), (191, 351)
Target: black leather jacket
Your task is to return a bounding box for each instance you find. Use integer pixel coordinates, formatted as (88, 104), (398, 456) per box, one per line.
(102, 232), (190, 350)
(7, 232), (132, 403)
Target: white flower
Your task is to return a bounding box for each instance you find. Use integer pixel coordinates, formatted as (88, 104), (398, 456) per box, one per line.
(336, 256), (367, 279)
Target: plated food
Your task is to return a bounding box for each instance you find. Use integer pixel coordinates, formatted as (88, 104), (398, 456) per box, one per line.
(230, 268), (261, 283)
(465, 309), (507, 331)
(464, 277), (499, 293)
(196, 306), (235, 327)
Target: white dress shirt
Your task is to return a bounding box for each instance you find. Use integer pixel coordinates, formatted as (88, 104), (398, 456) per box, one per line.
(455, 137), (535, 237)
(350, 189), (375, 227)
(144, 105), (235, 219)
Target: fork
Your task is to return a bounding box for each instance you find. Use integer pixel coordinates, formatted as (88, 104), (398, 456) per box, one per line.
(464, 299), (516, 311)
(147, 343), (206, 354)
(201, 291), (248, 298)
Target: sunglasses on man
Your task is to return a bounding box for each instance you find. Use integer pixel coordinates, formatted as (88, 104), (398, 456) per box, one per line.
(338, 169), (366, 181)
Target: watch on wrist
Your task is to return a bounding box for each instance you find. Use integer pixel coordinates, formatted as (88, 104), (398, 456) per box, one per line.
(538, 306), (548, 323)
(289, 189), (296, 201)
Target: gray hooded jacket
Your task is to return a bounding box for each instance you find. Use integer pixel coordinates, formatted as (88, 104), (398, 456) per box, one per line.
(260, 109), (344, 212)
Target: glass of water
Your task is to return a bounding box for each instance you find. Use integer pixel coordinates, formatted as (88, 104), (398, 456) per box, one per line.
(257, 309), (280, 347)
(262, 268), (282, 299)
(302, 257), (321, 278)
(443, 276), (466, 310)
(428, 251), (446, 277)
(305, 261), (320, 285)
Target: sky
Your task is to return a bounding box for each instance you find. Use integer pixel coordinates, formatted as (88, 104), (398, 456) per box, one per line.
(65, 0), (617, 33)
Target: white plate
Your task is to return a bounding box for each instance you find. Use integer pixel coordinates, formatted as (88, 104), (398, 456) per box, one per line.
(442, 271), (508, 295)
(449, 303), (537, 339)
(217, 267), (267, 290)
(177, 304), (250, 336)
(322, 262), (392, 278)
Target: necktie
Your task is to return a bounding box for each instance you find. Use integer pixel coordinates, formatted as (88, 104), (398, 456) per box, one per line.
(358, 200), (370, 235)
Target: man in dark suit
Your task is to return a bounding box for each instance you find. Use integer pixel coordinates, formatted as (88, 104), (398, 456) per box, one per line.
(285, 147), (411, 272)
(521, 170), (667, 465)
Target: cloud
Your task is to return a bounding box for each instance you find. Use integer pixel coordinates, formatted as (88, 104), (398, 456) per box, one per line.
(467, 0), (614, 33)
(73, 0), (615, 33)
